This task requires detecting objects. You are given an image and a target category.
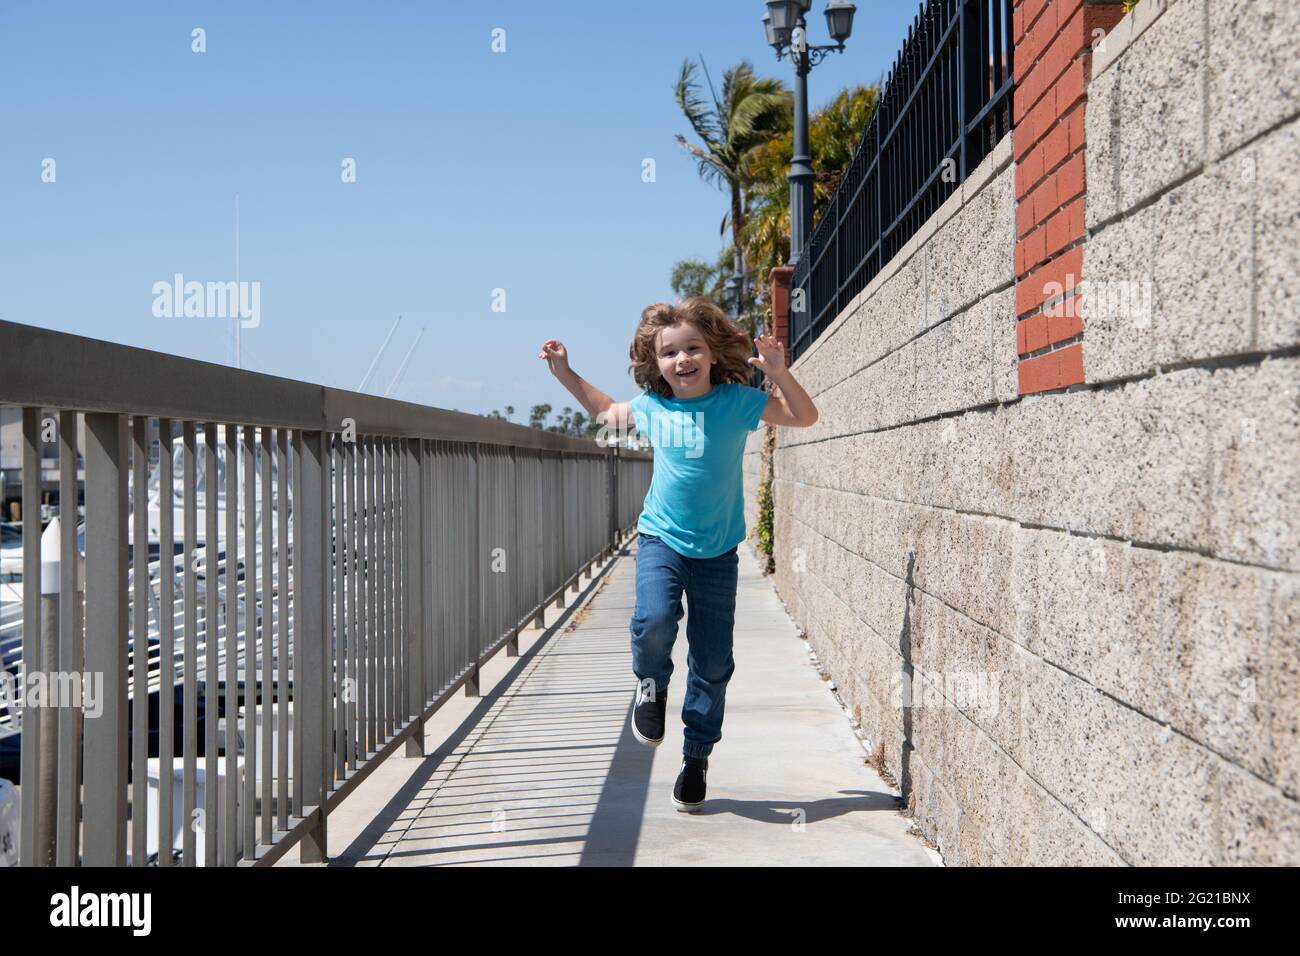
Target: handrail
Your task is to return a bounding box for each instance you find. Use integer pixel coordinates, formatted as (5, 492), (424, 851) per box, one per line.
(0, 319), (605, 454)
(1, 318), (652, 867)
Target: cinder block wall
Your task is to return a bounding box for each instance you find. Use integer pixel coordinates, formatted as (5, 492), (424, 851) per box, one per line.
(760, 0), (1299, 865)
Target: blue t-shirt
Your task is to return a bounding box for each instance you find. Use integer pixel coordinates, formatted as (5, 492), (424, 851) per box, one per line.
(629, 382), (770, 559)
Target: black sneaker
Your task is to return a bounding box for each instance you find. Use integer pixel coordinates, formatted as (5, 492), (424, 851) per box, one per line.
(672, 755), (708, 812)
(631, 678), (667, 747)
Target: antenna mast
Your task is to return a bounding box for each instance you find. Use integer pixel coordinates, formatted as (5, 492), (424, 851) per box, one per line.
(357, 316), (402, 392)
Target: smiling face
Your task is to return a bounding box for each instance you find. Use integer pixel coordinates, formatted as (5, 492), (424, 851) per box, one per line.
(655, 321), (717, 398)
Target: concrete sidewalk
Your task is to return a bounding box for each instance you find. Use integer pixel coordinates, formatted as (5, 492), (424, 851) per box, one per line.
(286, 539), (939, 866)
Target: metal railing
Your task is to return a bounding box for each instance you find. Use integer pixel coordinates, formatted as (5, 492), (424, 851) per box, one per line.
(790, 0), (1014, 360)
(0, 319), (651, 866)
(748, 340), (765, 389)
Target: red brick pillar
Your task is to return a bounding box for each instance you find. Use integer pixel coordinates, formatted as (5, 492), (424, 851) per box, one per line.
(768, 265), (794, 365)
(1012, 0), (1125, 394)
(769, 265), (790, 343)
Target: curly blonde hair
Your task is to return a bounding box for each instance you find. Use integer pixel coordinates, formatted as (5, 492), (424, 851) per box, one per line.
(628, 296), (754, 398)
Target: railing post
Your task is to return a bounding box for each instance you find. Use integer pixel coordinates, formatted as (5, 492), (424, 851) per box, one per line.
(331, 434), (345, 785)
(465, 443), (481, 697)
(223, 422), (238, 866)
(297, 429), (328, 863)
(57, 409), (82, 867)
(18, 408), (46, 866)
(957, 0), (978, 181)
(533, 452), (545, 629)
(507, 445), (520, 658)
(132, 416), (150, 867)
(204, 424), (219, 865)
(555, 451), (567, 607)
(404, 439), (426, 756)
(606, 443), (617, 557)
(423, 441), (436, 702)
(82, 412), (129, 866)
(875, 119), (883, 280)
(832, 189), (840, 318)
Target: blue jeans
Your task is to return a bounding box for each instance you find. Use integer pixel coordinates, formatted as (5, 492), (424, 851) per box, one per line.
(629, 532), (739, 759)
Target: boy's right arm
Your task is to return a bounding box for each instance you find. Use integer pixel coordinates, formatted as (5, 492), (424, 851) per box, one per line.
(539, 339), (633, 432)
(601, 399), (633, 433)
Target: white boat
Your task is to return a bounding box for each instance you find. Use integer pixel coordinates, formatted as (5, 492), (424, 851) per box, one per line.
(1, 424), (298, 740)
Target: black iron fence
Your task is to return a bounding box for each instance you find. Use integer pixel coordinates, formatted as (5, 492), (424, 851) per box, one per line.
(748, 340), (765, 389)
(790, 0), (1014, 360)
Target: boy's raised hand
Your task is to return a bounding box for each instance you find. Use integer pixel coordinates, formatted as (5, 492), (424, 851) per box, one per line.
(539, 339), (571, 376)
(748, 333), (787, 375)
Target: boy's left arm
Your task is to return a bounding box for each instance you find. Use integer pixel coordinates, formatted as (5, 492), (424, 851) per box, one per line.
(749, 334), (819, 428)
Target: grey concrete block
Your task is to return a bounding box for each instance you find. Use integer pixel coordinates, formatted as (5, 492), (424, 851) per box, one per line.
(1004, 370), (1215, 553)
(1101, 371), (1215, 548)
(879, 346), (920, 430)
(959, 515), (1019, 638)
(1217, 759), (1300, 864)
(1013, 528), (1110, 659)
(948, 723), (1013, 864)
(912, 301), (995, 422)
(1206, 357), (1300, 568)
(1089, 0), (1185, 89)
(953, 406), (1014, 518)
(1017, 659), (1220, 865)
(990, 287), (1019, 403)
(875, 554), (918, 652)
(956, 812), (1002, 866)
(1163, 554), (1274, 776)
(1083, 173), (1156, 383)
(928, 594), (1023, 757)
(998, 748), (1128, 865)
(911, 750), (964, 863)
(1085, 51), (1124, 229)
(825, 256), (919, 380)
(1018, 530), (1267, 762)
(1267, 574), (1299, 799)
(1207, 0), (1300, 160)
(798, 309), (861, 399)
(1252, 118), (1300, 352)
(927, 163), (1015, 321)
(1150, 158), (1253, 365)
(1115, 0), (1205, 210)
(1012, 528), (1276, 779)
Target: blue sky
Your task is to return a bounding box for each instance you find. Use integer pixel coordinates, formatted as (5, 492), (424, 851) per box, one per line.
(0, 1), (919, 418)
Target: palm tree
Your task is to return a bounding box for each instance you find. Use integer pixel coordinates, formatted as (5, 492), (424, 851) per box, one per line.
(674, 58), (791, 322)
(670, 245), (737, 302)
(549, 406), (576, 434)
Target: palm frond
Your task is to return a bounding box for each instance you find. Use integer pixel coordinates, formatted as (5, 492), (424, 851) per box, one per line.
(674, 59), (722, 149)
(676, 134), (730, 191)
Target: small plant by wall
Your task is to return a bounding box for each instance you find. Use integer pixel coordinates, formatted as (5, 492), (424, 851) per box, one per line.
(754, 422), (776, 574)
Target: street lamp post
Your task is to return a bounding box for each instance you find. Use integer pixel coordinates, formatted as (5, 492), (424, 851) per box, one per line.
(763, 1), (856, 269)
(724, 273), (742, 321)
